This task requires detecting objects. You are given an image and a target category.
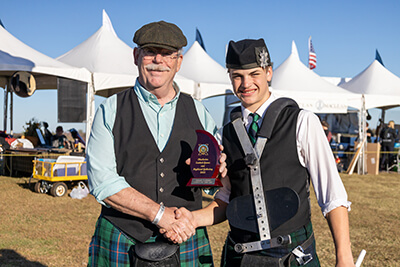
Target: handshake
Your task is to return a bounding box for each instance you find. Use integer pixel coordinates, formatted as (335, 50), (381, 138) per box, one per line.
(156, 206), (198, 244)
(153, 149), (227, 244)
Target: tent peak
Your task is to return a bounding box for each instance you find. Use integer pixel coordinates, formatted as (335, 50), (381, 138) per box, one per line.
(291, 40), (299, 59)
(102, 9), (117, 37)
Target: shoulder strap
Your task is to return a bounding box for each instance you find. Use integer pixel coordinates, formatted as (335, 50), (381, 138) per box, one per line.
(258, 98), (299, 139)
(230, 106), (242, 122)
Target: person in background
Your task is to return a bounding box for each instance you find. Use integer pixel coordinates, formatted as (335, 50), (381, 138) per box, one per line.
(42, 122), (53, 146)
(366, 122), (374, 143)
(165, 38), (354, 266)
(0, 131), (10, 152)
(321, 120), (333, 143)
(379, 120), (397, 170)
(86, 21), (226, 266)
(51, 126), (70, 149)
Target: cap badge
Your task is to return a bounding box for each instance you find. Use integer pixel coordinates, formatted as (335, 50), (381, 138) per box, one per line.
(259, 48), (269, 68)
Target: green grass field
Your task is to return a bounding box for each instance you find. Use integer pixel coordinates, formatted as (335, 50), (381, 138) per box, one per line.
(0, 173), (399, 266)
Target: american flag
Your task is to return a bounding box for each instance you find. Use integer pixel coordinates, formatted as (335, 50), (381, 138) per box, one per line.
(308, 36), (316, 70)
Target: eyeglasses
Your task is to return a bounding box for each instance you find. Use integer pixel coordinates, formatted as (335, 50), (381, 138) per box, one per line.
(140, 48), (179, 62)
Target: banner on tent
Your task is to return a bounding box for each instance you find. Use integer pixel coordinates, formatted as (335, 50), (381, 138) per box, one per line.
(274, 94), (349, 114)
(296, 99), (348, 114)
(57, 78), (87, 123)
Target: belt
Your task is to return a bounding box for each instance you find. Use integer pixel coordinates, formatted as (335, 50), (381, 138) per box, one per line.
(228, 230), (315, 266)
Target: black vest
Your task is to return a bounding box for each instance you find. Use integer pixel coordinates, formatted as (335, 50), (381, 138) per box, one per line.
(101, 88), (204, 242)
(222, 98), (311, 242)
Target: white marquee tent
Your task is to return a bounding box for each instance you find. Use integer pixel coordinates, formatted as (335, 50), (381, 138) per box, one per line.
(179, 41), (232, 100)
(271, 41), (361, 113)
(339, 60), (400, 111)
(338, 59), (400, 174)
(0, 24), (91, 133)
(57, 10), (195, 97)
(0, 24), (90, 89)
(57, 10), (195, 135)
(57, 10), (138, 96)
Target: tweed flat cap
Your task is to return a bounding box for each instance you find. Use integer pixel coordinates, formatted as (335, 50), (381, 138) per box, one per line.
(133, 21), (187, 51)
(226, 39), (272, 69)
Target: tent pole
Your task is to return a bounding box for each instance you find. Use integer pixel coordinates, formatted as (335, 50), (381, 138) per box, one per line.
(362, 96), (366, 174)
(85, 74), (96, 145)
(195, 83), (201, 100)
(10, 90), (13, 134)
(3, 84), (8, 132)
(357, 95), (366, 175)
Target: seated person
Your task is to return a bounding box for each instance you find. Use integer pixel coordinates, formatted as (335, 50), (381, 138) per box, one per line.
(52, 126), (71, 149)
(43, 122), (53, 146)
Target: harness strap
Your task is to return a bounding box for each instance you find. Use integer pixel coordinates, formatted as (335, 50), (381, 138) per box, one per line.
(232, 118), (270, 242)
(228, 98), (300, 254)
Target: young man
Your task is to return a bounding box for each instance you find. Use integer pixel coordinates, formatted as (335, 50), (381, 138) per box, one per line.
(170, 39), (354, 266)
(87, 21), (226, 266)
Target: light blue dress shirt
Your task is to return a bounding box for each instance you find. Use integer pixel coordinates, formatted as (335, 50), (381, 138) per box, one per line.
(87, 79), (217, 205)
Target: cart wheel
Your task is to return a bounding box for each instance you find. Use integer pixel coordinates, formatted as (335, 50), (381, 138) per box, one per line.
(50, 182), (68, 197)
(34, 181), (46, 194)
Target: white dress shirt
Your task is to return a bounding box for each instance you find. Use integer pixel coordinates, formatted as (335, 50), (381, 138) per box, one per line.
(215, 94), (351, 217)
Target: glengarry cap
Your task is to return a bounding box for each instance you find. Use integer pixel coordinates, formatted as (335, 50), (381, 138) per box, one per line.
(133, 21), (187, 51)
(226, 39), (272, 69)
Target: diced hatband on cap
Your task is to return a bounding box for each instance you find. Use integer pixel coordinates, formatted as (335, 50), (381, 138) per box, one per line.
(226, 39), (272, 69)
(133, 21), (187, 51)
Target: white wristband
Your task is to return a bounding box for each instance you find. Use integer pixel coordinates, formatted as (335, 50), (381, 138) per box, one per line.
(152, 202), (165, 225)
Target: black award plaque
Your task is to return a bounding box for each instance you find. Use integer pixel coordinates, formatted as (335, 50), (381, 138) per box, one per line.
(187, 130), (223, 187)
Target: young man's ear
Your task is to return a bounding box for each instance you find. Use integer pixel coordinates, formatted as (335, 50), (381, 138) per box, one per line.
(266, 66), (273, 82)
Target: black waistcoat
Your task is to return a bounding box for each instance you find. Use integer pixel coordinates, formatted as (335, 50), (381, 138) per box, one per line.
(101, 88), (204, 242)
(222, 99), (311, 241)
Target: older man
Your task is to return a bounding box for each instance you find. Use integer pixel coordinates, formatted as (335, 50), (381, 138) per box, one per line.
(87, 21), (225, 266)
(168, 39), (354, 266)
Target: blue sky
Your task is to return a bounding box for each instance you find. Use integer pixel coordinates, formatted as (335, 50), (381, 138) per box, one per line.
(1, 0), (400, 134)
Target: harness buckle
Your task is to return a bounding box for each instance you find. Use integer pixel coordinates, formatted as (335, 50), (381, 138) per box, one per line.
(292, 245), (313, 265)
(244, 153), (257, 166)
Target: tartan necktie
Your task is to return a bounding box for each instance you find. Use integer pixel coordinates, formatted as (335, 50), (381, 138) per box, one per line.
(248, 113), (260, 145)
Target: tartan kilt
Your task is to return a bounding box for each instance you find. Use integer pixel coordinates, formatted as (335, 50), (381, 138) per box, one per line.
(220, 222), (320, 267)
(88, 216), (214, 267)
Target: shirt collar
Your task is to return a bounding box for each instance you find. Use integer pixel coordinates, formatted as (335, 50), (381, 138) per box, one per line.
(134, 79), (180, 107)
(242, 93), (277, 127)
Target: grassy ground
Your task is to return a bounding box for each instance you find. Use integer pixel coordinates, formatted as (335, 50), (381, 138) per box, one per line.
(0, 173), (399, 266)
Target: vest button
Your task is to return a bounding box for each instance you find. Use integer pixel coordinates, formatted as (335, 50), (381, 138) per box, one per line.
(159, 158), (164, 163)
(160, 172), (165, 178)
(159, 187), (164, 193)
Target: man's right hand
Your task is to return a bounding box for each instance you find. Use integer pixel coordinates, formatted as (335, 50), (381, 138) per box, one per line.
(157, 206), (196, 244)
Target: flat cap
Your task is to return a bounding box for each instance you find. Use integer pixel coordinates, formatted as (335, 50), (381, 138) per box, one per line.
(226, 39), (272, 69)
(133, 21), (187, 51)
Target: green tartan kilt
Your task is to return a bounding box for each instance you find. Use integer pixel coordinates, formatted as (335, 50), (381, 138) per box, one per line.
(220, 222), (320, 267)
(88, 216), (214, 267)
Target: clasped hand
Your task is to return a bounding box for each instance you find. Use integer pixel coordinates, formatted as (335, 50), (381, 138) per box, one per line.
(158, 207), (197, 244)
